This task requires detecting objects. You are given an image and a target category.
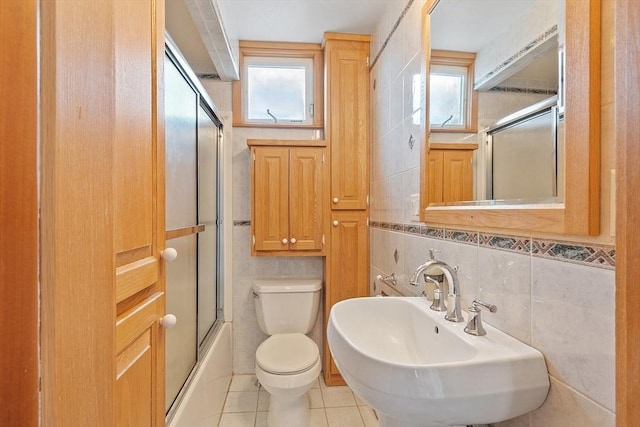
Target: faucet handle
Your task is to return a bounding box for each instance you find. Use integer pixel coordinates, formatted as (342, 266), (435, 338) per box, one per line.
(471, 300), (497, 313)
(428, 248), (441, 260)
(464, 300), (497, 336)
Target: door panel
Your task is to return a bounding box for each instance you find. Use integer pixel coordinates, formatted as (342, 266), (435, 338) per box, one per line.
(289, 148), (324, 251)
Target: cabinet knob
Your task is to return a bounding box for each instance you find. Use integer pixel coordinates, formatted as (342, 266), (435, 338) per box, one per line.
(333, 220), (339, 227)
(282, 238), (288, 244)
(160, 314), (177, 328)
(332, 197), (339, 204)
(290, 237), (297, 244)
(161, 247), (178, 262)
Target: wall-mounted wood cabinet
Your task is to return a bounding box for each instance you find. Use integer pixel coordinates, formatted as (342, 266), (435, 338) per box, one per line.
(249, 140), (327, 256)
(426, 143), (477, 204)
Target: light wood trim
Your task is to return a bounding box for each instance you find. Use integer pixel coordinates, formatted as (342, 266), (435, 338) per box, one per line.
(616, 0), (640, 423)
(116, 245), (153, 268)
(0, 2), (38, 425)
(166, 224), (205, 240)
(421, 0), (600, 236)
(41, 0), (116, 424)
(322, 32), (371, 44)
(116, 257), (160, 303)
(232, 41), (324, 128)
(289, 147), (324, 251)
(247, 139), (327, 147)
(429, 143), (478, 151)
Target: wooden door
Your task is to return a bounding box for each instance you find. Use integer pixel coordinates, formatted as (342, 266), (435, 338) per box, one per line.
(289, 147), (325, 251)
(324, 211), (369, 384)
(442, 150), (473, 202)
(252, 147), (290, 252)
(113, 0), (165, 425)
(427, 150), (444, 204)
(326, 37), (370, 210)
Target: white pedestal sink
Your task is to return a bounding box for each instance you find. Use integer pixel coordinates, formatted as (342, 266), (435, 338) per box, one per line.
(327, 297), (549, 427)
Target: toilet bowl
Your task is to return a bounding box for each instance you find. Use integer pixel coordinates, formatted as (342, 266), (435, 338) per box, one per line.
(252, 279), (323, 427)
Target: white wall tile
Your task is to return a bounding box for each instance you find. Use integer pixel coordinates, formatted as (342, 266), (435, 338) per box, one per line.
(531, 259), (615, 411)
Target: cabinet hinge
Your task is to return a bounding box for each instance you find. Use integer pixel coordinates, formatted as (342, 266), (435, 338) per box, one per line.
(366, 218), (370, 227)
(252, 151), (256, 162)
(322, 154), (325, 164)
(252, 235), (256, 246)
(366, 195), (370, 206)
(366, 56), (370, 67)
(322, 234), (325, 246)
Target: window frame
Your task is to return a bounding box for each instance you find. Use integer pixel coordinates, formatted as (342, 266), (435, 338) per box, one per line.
(232, 41), (324, 128)
(429, 50), (477, 133)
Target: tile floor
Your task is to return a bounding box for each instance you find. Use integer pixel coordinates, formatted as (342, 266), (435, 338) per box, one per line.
(218, 374), (379, 427)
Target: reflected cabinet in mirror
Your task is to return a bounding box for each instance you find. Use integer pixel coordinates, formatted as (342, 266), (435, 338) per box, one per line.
(420, 0), (600, 235)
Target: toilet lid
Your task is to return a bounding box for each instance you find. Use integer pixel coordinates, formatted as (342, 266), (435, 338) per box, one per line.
(256, 333), (319, 375)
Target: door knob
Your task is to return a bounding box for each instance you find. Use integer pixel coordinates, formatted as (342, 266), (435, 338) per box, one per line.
(282, 238), (288, 244)
(160, 314), (177, 328)
(332, 197), (339, 204)
(161, 247), (178, 261)
(290, 237), (297, 244)
(333, 220), (339, 227)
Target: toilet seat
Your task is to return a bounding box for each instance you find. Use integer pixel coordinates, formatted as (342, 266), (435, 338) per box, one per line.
(256, 333), (319, 375)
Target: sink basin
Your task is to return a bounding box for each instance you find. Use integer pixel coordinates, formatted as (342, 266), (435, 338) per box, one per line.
(327, 297), (549, 427)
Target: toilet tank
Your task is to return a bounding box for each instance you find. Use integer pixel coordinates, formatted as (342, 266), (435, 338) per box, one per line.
(252, 279), (323, 335)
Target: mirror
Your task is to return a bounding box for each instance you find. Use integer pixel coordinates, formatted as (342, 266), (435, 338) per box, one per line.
(419, 0), (600, 236)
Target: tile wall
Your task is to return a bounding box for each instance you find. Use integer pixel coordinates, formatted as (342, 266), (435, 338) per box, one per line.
(368, 1), (615, 426)
(201, 79), (325, 375)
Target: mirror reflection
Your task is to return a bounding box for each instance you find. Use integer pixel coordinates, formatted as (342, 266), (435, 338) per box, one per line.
(428, 0), (564, 204)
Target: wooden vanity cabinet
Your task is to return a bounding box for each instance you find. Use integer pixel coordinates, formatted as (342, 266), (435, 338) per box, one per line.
(249, 141), (327, 256)
(427, 143), (478, 204)
(322, 33), (371, 386)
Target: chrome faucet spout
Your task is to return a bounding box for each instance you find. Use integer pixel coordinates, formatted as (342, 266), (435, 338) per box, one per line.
(410, 258), (464, 323)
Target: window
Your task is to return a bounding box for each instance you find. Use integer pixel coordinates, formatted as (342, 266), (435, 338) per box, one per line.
(429, 50), (477, 132)
(233, 41), (323, 128)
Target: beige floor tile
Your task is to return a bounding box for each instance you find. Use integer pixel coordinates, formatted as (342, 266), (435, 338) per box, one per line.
(310, 408), (329, 427)
(308, 388), (324, 408)
(229, 375), (259, 392)
(218, 412), (255, 427)
(326, 407), (365, 427)
(222, 391), (258, 413)
(255, 411), (268, 427)
(321, 386), (357, 407)
(257, 390), (270, 412)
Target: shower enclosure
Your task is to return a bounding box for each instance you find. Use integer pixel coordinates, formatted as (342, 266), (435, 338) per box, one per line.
(164, 42), (224, 418)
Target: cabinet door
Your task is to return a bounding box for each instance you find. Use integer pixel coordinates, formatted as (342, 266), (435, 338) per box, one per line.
(253, 147), (290, 251)
(427, 150), (444, 204)
(289, 147), (324, 251)
(325, 211), (369, 384)
(443, 150), (473, 202)
(326, 42), (369, 210)
(113, 0), (165, 425)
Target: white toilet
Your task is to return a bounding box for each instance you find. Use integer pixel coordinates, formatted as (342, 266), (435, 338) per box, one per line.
(252, 278), (323, 427)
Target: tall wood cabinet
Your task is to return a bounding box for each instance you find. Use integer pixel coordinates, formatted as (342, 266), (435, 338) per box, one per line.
(249, 140), (327, 256)
(426, 143), (477, 204)
(322, 33), (370, 386)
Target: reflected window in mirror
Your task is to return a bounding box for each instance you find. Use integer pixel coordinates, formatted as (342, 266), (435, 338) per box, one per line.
(430, 50), (477, 133)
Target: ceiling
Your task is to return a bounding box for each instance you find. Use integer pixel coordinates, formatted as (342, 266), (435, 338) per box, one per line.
(166, 0), (393, 79)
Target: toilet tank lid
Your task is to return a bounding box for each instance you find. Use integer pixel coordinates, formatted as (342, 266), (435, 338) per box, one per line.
(252, 279), (323, 293)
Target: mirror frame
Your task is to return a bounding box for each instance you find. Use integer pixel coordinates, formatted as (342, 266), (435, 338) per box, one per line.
(420, 0), (601, 235)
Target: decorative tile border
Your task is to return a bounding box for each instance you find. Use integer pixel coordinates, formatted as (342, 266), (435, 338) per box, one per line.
(490, 86), (558, 96)
(475, 25), (558, 89)
(233, 220), (251, 227)
(370, 0), (416, 69)
(371, 221), (615, 270)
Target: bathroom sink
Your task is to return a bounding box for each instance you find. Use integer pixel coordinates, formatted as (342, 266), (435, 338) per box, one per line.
(327, 297), (549, 427)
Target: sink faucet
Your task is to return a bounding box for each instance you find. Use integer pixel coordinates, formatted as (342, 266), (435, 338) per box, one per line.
(409, 250), (464, 323)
